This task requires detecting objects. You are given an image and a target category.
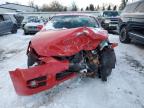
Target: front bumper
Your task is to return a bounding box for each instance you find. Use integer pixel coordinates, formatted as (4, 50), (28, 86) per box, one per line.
(103, 23), (118, 30)
(24, 29), (39, 34)
(9, 58), (76, 96)
(24, 27), (40, 34)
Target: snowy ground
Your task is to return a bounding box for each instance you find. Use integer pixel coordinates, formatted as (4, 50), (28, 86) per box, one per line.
(0, 29), (144, 108)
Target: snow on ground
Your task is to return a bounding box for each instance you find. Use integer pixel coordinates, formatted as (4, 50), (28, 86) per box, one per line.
(0, 30), (144, 108)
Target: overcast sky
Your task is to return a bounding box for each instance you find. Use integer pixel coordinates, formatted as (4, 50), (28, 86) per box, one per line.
(0, 0), (135, 8)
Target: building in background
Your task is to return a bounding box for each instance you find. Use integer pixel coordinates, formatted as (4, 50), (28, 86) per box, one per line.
(0, 2), (37, 12)
(0, 7), (16, 13)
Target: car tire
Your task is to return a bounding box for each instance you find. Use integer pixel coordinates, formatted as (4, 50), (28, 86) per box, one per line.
(24, 30), (29, 35)
(101, 68), (112, 81)
(119, 27), (131, 43)
(99, 48), (116, 81)
(11, 24), (17, 34)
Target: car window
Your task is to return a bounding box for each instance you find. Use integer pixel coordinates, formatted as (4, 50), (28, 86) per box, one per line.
(44, 15), (99, 30)
(136, 2), (144, 12)
(103, 11), (119, 17)
(3, 15), (10, 21)
(0, 15), (4, 22)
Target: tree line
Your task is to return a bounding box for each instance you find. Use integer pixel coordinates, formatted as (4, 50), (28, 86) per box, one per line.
(28, 0), (128, 12)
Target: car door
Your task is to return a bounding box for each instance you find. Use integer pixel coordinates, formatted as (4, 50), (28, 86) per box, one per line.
(135, 1), (144, 22)
(3, 14), (13, 32)
(0, 15), (6, 34)
(135, 1), (144, 37)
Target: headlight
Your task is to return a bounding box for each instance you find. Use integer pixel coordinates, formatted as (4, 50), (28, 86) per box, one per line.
(104, 19), (111, 23)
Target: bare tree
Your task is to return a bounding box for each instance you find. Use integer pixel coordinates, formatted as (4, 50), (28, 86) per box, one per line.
(81, 8), (84, 11)
(96, 5), (100, 11)
(71, 1), (78, 11)
(28, 0), (35, 7)
(41, 0), (64, 12)
(50, 1), (64, 11)
(119, 0), (128, 10)
(64, 7), (67, 11)
(107, 5), (111, 10)
(102, 5), (105, 11)
(113, 5), (117, 10)
(89, 4), (94, 11)
(41, 4), (49, 11)
(28, 0), (39, 11)
(86, 6), (89, 11)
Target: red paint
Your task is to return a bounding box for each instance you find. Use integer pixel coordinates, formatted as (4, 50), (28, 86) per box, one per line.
(30, 27), (108, 57)
(10, 58), (76, 96)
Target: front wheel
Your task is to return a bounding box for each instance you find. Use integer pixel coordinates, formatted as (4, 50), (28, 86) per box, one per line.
(119, 27), (131, 43)
(100, 67), (112, 81)
(99, 48), (116, 81)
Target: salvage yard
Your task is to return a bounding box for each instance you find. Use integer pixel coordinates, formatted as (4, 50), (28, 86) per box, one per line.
(0, 29), (144, 108)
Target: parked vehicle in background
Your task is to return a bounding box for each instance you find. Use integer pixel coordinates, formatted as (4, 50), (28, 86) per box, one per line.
(99, 11), (119, 31)
(21, 16), (38, 29)
(23, 17), (44, 35)
(119, 0), (144, 43)
(0, 13), (18, 35)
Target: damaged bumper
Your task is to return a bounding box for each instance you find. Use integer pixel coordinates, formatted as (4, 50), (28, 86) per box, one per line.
(9, 59), (76, 96)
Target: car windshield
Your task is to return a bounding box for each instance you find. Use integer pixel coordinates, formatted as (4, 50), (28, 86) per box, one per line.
(103, 11), (119, 17)
(27, 18), (41, 23)
(44, 15), (99, 30)
(24, 16), (43, 23)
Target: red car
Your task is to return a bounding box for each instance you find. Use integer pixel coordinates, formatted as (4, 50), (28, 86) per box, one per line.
(9, 14), (117, 96)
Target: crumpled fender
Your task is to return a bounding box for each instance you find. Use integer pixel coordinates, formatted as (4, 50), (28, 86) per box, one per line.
(9, 58), (76, 96)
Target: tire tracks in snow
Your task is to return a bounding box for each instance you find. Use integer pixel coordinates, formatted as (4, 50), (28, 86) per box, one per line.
(0, 49), (24, 62)
(125, 54), (144, 76)
(119, 53), (144, 108)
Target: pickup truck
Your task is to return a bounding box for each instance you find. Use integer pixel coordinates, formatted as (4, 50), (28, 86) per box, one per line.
(119, 0), (144, 43)
(99, 11), (119, 31)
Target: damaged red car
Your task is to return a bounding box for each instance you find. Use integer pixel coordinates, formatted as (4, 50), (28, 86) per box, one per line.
(9, 14), (118, 96)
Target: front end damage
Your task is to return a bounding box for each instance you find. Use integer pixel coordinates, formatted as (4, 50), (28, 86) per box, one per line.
(9, 27), (117, 95)
(9, 58), (76, 96)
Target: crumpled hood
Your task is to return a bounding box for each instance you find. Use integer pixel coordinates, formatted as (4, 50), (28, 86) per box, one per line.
(30, 27), (108, 57)
(31, 27), (83, 56)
